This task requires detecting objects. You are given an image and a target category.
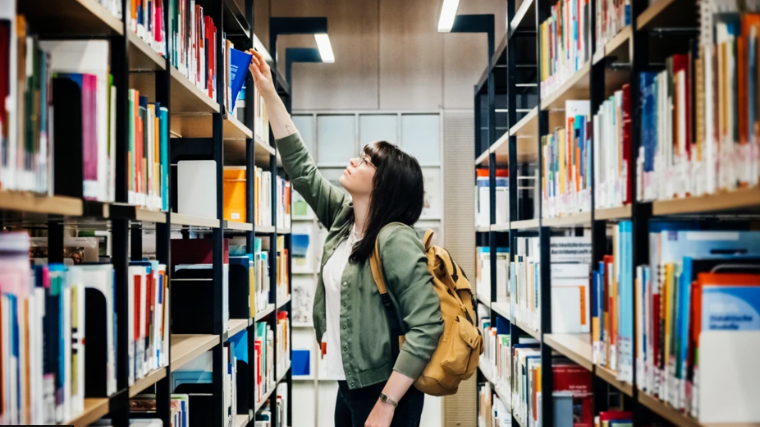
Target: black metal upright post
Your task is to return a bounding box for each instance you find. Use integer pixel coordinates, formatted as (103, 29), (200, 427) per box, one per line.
(488, 68), (498, 307)
(269, 153), (278, 414)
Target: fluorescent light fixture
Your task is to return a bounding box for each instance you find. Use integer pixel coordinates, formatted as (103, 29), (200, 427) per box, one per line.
(437, 0), (460, 32)
(253, 34), (273, 63)
(314, 34), (335, 63)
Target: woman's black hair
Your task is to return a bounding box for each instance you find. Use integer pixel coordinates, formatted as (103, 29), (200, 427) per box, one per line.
(349, 141), (424, 263)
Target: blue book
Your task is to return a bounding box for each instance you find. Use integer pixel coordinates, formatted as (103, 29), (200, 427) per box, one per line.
(229, 48), (253, 112)
(292, 349), (311, 376)
(159, 107), (169, 211)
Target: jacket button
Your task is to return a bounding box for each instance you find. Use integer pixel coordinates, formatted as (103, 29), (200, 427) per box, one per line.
(351, 383), (355, 387)
(343, 303), (346, 308)
(344, 347), (347, 352)
(342, 325), (346, 330)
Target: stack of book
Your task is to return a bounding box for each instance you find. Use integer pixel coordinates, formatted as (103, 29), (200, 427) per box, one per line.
(128, 261), (170, 385)
(594, 0), (631, 52)
(254, 84), (269, 144)
(254, 321), (276, 405)
(129, 0), (166, 57)
(591, 221), (634, 384)
(276, 176), (292, 230)
(479, 316), (512, 396)
(167, 0), (218, 100)
(512, 236), (592, 333)
(254, 237), (271, 315)
(126, 395), (190, 427)
(255, 167), (273, 227)
(276, 236), (289, 302)
(512, 350), (593, 427)
(635, 226), (760, 423)
(542, 100), (592, 218)
(0, 232), (118, 425)
(276, 311), (290, 377)
(593, 411), (633, 427)
(476, 168), (509, 227)
(594, 86), (632, 210)
(254, 382), (288, 427)
(476, 246), (509, 304)
(478, 381), (511, 427)
(128, 89), (170, 211)
(539, 0), (592, 99)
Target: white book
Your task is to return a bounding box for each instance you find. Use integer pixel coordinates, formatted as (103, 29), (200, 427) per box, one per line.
(62, 282), (71, 423)
(109, 85), (117, 202)
(128, 266), (139, 385)
(71, 270), (86, 417)
(138, 267), (148, 378)
(18, 293), (27, 425)
(550, 263), (590, 334)
(0, 0), (17, 191)
(39, 40), (111, 202)
(178, 160), (217, 219)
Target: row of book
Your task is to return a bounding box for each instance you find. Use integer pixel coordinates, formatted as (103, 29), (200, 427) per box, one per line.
(512, 348), (594, 427)
(130, 0), (167, 57)
(167, 0), (218, 101)
(475, 246), (509, 305)
(638, 6), (760, 203)
(475, 169), (509, 227)
(254, 383), (289, 427)
(541, 101), (592, 218)
(96, 0), (122, 20)
(539, 0), (592, 99)
(479, 316), (511, 398)
(128, 261), (171, 386)
(128, 89), (170, 211)
(591, 221), (634, 384)
(255, 321), (277, 405)
(510, 236), (592, 333)
(478, 382), (511, 427)
(0, 16), (118, 202)
(0, 232), (171, 425)
(253, 83), (270, 144)
(594, 0), (631, 52)
(594, 87), (632, 210)
(251, 238), (272, 315)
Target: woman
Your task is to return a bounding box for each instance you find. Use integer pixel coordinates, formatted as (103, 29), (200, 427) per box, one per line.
(248, 50), (444, 427)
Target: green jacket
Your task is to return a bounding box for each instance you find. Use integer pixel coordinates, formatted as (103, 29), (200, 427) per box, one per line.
(276, 132), (444, 389)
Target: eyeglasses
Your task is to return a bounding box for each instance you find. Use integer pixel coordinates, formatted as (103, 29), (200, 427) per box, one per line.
(358, 155), (376, 169)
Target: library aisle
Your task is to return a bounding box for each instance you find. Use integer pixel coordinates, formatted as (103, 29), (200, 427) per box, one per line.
(2, 0), (759, 426)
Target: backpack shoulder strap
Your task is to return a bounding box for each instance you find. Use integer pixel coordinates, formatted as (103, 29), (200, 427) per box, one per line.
(369, 239), (387, 295)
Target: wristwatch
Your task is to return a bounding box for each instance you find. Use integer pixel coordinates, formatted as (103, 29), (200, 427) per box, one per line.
(379, 393), (398, 408)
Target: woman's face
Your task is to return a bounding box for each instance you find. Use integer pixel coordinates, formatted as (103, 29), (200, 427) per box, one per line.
(339, 153), (376, 198)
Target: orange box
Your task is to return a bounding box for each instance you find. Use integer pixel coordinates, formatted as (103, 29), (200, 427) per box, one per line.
(223, 168), (247, 223)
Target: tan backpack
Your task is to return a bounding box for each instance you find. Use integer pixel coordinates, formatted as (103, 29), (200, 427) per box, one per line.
(370, 228), (484, 396)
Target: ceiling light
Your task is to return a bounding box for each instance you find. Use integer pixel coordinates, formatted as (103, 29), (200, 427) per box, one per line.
(314, 34), (335, 63)
(438, 0), (461, 32)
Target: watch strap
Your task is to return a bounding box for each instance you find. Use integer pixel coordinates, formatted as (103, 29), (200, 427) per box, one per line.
(379, 393), (398, 408)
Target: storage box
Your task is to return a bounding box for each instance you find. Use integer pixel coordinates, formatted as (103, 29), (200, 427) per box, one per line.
(224, 167), (247, 223)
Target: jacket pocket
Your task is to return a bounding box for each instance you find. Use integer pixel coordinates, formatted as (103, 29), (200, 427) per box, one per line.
(440, 315), (482, 380)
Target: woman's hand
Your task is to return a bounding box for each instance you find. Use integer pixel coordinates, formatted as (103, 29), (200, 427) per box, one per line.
(364, 399), (395, 427)
(247, 49), (276, 97)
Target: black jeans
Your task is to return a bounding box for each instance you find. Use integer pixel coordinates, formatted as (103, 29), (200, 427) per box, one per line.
(335, 380), (425, 427)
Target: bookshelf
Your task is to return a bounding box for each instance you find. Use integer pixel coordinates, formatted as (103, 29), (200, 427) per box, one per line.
(2, 0), (293, 426)
(474, 0), (760, 426)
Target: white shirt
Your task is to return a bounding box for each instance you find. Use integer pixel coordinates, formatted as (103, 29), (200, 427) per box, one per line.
(322, 225), (363, 381)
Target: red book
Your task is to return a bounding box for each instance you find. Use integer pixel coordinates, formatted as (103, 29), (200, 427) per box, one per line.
(133, 273), (142, 344)
(553, 364), (593, 427)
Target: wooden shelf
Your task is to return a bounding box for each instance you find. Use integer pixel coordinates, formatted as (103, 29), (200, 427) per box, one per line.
(636, 0), (697, 30)
(171, 213), (220, 228)
(226, 318), (249, 341)
(224, 220), (254, 232)
(277, 228), (291, 235)
(476, 225), (491, 233)
(542, 212), (592, 227)
(595, 205), (632, 220)
(170, 114), (252, 140)
(235, 414), (250, 427)
(293, 322), (314, 328)
(541, 62), (591, 111)
(637, 391), (702, 427)
(515, 320), (541, 340)
(130, 367), (168, 397)
(475, 149), (491, 167)
(64, 397), (111, 427)
(510, 108), (538, 138)
(490, 301), (511, 319)
(511, 219), (539, 230)
(652, 187), (760, 216)
(0, 192), (83, 216)
(255, 304), (276, 321)
(170, 67), (221, 114)
(593, 25), (632, 65)
(255, 383), (277, 412)
(20, 0), (123, 36)
(595, 364), (633, 397)
(255, 225), (276, 234)
(491, 129), (539, 164)
(544, 334), (592, 371)
(256, 136), (276, 156)
(171, 334), (220, 372)
(128, 31), (166, 71)
(277, 295), (291, 309)
(109, 203), (167, 223)
(491, 223), (510, 232)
